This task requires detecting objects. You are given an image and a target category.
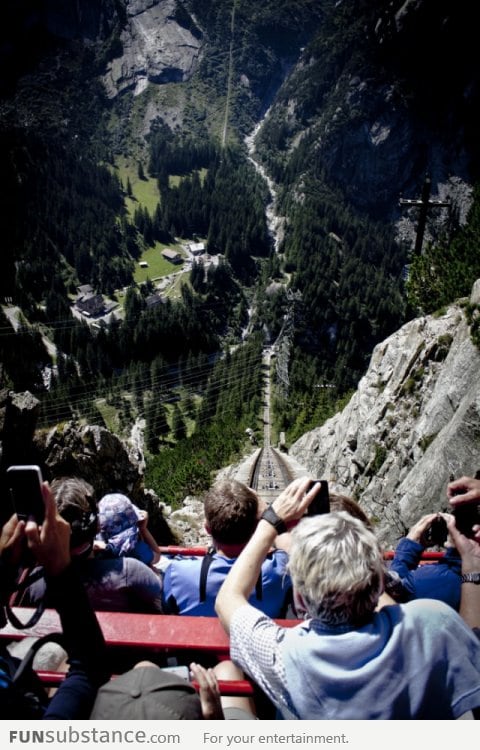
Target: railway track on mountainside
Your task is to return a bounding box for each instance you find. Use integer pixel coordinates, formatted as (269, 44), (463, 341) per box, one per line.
(249, 446), (294, 504)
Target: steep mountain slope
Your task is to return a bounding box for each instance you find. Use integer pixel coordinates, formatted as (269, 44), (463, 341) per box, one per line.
(290, 279), (480, 548)
(256, 0), (479, 217)
(1, 0), (480, 509)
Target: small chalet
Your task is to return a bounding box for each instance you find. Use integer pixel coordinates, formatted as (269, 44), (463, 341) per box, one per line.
(188, 242), (205, 255)
(75, 291), (106, 318)
(146, 293), (165, 308)
(77, 284), (94, 297)
(161, 249), (182, 264)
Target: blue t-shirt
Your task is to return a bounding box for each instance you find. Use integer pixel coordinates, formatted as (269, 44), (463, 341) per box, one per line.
(162, 549), (291, 617)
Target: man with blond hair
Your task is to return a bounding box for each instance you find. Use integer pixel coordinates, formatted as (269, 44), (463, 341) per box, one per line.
(216, 477), (480, 719)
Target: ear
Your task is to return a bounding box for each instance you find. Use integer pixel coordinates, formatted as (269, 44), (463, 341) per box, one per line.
(293, 589), (308, 619)
(204, 523), (211, 535)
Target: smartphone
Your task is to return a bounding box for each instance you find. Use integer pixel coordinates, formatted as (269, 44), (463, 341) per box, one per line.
(453, 503), (480, 538)
(424, 516), (448, 547)
(6, 465), (45, 524)
(306, 480), (330, 516)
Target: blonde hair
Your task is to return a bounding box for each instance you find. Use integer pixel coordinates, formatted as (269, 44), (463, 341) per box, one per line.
(289, 511), (384, 626)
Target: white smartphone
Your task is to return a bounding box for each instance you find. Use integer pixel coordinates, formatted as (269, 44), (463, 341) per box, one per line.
(6, 465), (45, 524)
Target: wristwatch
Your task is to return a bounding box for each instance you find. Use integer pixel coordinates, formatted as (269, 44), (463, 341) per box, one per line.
(261, 505), (287, 535)
(460, 572), (480, 584)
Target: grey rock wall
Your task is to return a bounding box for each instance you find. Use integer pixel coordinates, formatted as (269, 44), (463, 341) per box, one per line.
(290, 280), (480, 548)
(102, 0), (203, 97)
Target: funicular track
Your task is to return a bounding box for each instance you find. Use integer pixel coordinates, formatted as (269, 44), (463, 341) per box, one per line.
(249, 445), (294, 504)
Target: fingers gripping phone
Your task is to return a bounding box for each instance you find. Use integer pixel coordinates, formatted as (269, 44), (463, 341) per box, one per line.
(306, 480), (330, 516)
(6, 465), (45, 524)
(453, 503), (480, 538)
(424, 516), (448, 547)
(449, 477), (480, 538)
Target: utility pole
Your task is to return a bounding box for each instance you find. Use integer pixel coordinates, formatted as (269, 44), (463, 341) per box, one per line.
(399, 174), (450, 255)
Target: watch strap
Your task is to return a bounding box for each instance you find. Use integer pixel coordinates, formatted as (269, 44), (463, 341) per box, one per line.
(460, 572), (480, 584)
(261, 505), (287, 535)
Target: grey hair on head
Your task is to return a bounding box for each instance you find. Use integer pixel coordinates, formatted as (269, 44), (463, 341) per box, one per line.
(289, 511), (385, 626)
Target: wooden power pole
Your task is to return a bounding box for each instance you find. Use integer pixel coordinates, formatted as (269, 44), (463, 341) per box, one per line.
(399, 175), (450, 255)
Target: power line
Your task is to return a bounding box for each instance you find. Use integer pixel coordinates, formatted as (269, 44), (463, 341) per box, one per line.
(36, 347), (263, 427)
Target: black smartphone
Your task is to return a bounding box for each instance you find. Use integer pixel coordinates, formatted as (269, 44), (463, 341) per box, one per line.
(424, 516), (448, 547)
(453, 503), (480, 538)
(306, 480), (330, 516)
(6, 465), (45, 524)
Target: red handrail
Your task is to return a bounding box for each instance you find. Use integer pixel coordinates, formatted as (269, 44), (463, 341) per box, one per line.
(158, 545), (209, 556)
(383, 550), (444, 560)
(34, 671), (255, 696)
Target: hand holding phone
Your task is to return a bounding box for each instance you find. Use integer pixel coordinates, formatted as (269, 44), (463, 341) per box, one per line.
(424, 516), (448, 547)
(453, 503), (480, 538)
(6, 465), (45, 524)
(305, 480), (330, 516)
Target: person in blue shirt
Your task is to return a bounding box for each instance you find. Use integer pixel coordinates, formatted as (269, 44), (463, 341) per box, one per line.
(389, 511), (462, 610)
(162, 479), (292, 617)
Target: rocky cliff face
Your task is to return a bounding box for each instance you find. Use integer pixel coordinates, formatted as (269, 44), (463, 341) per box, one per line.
(102, 0), (203, 97)
(0, 393), (181, 544)
(290, 279), (480, 548)
(257, 0), (478, 226)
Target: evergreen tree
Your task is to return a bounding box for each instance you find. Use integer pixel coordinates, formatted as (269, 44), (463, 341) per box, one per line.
(171, 404), (187, 441)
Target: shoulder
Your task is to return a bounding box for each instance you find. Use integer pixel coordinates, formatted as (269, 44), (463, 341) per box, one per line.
(261, 549), (289, 575)
(231, 603), (284, 637)
(164, 556), (203, 578)
(95, 556), (162, 588)
(398, 598), (466, 628)
(169, 555), (204, 568)
(123, 556), (157, 575)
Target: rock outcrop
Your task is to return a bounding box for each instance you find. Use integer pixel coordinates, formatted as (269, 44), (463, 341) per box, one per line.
(290, 279), (480, 548)
(0, 396), (180, 544)
(102, 0), (203, 97)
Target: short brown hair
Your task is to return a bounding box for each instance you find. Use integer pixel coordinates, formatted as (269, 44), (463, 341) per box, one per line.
(51, 477), (95, 513)
(50, 477), (98, 547)
(203, 480), (258, 545)
(329, 493), (373, 530)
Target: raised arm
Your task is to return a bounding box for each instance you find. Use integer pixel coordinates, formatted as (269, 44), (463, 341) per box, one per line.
(0, 513), (26, 608)
(215, 477), (320, 633)
(25, 483), (110, 718)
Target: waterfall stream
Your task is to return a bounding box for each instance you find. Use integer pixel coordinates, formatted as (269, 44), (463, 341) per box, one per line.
(244, 114), (285, 255)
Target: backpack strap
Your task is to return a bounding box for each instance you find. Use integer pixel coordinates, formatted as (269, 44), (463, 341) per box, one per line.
(4, 567), (46, 630)
(199, 548), (215, 603)
(199, 548), (263, 602)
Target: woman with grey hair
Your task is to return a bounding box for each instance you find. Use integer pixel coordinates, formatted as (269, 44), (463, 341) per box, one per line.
(216, 477), (480, 719)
